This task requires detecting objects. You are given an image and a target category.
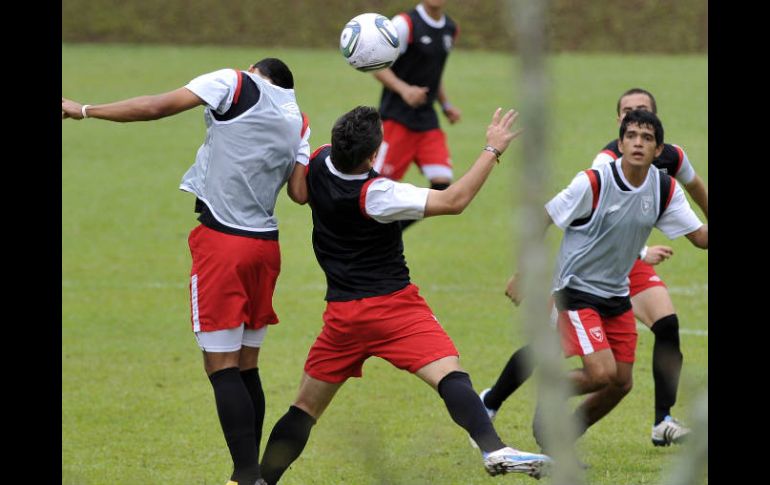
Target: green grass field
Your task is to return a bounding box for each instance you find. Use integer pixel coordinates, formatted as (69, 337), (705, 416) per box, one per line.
(62, 44), (707, 484)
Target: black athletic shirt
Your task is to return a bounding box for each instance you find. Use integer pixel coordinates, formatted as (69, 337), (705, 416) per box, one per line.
(307, 145), (411, 301)
(379, 8), (458, 131)
(600, 139), (685, 178)
(554, 287), (632, 317)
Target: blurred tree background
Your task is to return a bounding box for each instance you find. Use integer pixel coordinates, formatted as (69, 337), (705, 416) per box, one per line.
(62, 0), (707, 53)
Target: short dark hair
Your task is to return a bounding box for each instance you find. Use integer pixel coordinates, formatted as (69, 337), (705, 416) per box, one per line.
(253, 58), (294, 89)
(330, 106), (383, 173)
(616, 88), (657, 115)
(619, 109), (664, 146)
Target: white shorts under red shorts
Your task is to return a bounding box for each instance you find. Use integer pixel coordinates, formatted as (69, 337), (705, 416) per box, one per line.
(304, 283), (459, 383)
(557, 307), (637, 363)
(373, 120), (453, 181)
(188, 224), (280, 333)
(629, 259), (667, 297)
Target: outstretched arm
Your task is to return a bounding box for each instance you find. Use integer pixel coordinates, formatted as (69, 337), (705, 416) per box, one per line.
(62, 87), (205, 122)
(683, 174), (708, 220)
(424, 108), (520, 216)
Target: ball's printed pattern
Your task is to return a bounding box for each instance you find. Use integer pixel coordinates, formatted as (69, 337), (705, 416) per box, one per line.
(340, 13), (400, 72)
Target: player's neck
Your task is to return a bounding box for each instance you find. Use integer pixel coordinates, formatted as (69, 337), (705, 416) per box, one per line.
(349, 162), (371, 175)
(422, 5), (443, 21)
(620, 158), (651, 187)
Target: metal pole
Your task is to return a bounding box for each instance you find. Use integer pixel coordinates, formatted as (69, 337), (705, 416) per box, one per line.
(508, 0), (583, 483)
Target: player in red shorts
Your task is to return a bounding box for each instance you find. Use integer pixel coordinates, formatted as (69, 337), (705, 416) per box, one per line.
(477, 89), (708, 449)
(372, 1), (461, 229)
(505, 110), (707, 457)
(64, 58), (310, 485)
(259, 106), (551, 483)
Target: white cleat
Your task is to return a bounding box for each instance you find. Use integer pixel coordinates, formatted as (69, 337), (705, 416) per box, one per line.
(651, 415), (691, 446)
(483, 446), (552, 479)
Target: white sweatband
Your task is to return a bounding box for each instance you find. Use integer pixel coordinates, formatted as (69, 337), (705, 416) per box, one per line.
(81, 104), (91, 119)
(639, 245), (648, 261)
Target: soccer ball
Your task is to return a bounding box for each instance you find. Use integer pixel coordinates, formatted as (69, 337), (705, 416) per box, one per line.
(340, 13), (400, 72)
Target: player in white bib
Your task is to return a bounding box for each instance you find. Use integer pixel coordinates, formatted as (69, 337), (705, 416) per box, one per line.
(505, 110), (707, 458)
(478, 88), (707, 448)
(63, 58), (310, 485)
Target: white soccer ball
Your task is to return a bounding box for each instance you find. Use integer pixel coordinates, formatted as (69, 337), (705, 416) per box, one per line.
(340, 13), (400, 72)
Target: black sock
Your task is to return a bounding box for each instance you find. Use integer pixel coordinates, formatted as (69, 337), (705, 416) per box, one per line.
(485, 345), (534, 410)
(438, 371), (505, 452)
(240, 367), (266, 456)
(399, 183), (449, 231)
(651, 314), (683, 425)
(261, 405), (317, 485)
(208, 367), (260, 482)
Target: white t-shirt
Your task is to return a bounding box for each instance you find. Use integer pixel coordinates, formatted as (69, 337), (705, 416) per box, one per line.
(391, 4), (447, 55)
(547, 162), (703, 238)
(185, 68), (311, 166)
(185, 68), (239, 114)
(364, 177), (430, 223)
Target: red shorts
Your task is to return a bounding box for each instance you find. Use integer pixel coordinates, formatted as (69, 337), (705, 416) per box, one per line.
(557, 307), (637, 363)
(373, 120), (453, 181)
(629, 259), (667, 297)
(304, 283), (459, 383)
(188, 224), (280, 332)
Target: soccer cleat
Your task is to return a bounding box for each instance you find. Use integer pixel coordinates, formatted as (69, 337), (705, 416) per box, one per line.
(469, 388), (498, 449)
(225, 480), (266, 485)
(651, 415), (691, 446)
(482, 446), (552, 479)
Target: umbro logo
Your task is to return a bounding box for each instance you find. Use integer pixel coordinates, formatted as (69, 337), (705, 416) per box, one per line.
(281, 102), (301, 119)
(420, 35), (432, 44)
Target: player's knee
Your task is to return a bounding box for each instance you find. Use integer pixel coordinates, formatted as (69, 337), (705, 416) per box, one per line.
(612, 374), (633, 396)
(292, 398), (322, 421)
(651, 314), (680, 345)
(587, 365), (614, 389)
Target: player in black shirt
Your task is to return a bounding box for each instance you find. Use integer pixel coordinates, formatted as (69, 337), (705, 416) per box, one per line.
(372, 0), (461, 229)
(259, 106), (552, 483)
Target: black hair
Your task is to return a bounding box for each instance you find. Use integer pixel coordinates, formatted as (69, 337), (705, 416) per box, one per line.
(619, 109), (664, 146)
(616, 88), (657, 115)
(253, 58), (294, 89)
(330, 106), (383, 173)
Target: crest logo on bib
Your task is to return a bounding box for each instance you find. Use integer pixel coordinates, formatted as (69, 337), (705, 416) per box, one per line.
(641, 196), (653, 214)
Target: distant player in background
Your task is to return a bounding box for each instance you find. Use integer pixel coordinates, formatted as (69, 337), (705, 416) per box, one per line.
(372, 0), (461, 228)
(505, 110), (707, 455)
(478, 89), (708, 448)
(259, 106), (552, 483)
(63, 58), (311, 485)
